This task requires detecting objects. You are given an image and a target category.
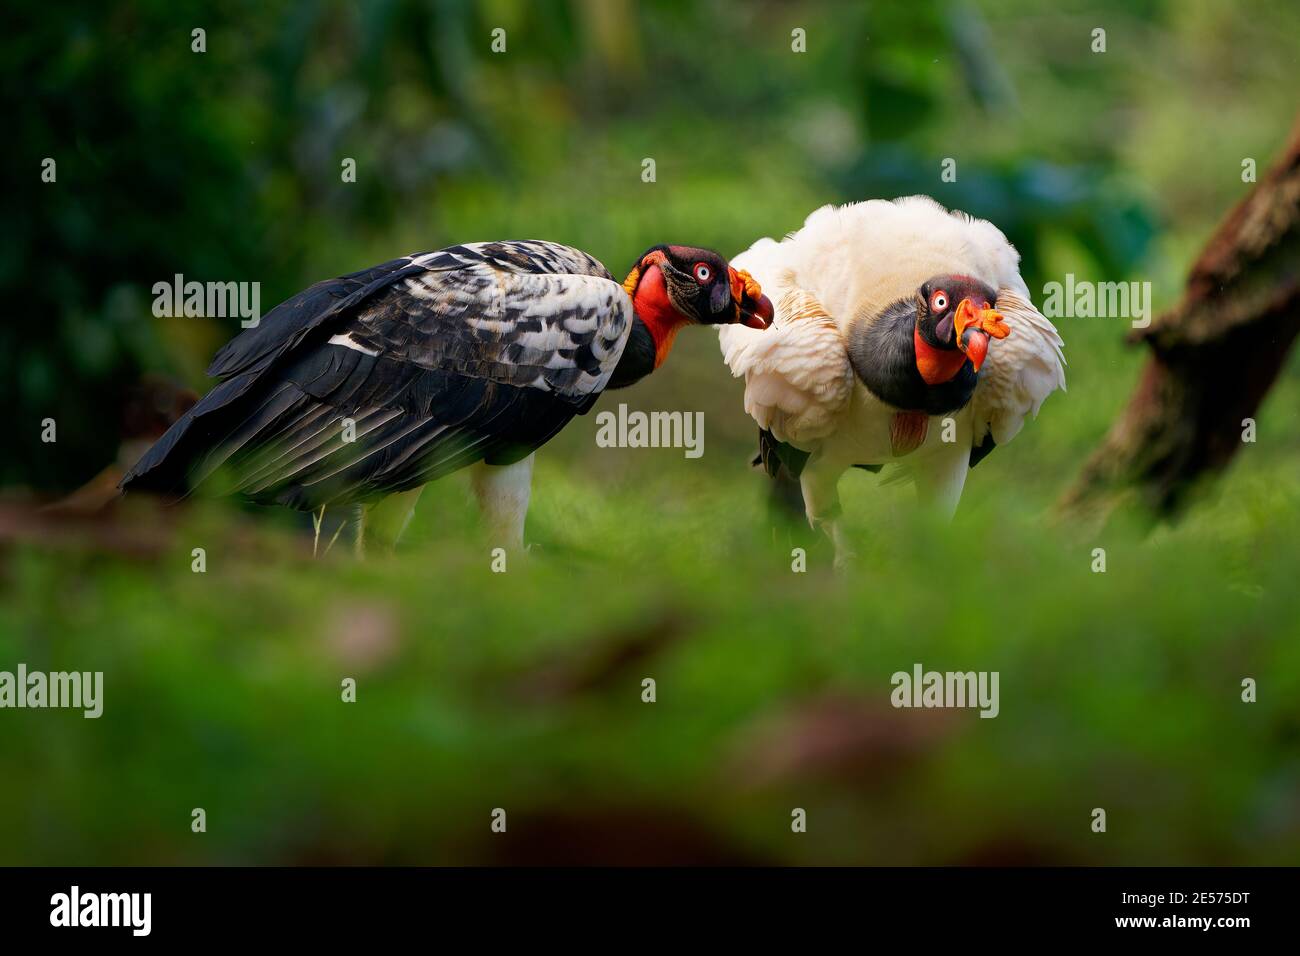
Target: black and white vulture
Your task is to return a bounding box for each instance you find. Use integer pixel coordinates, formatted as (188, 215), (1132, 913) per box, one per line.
(121, 240), (772, 551)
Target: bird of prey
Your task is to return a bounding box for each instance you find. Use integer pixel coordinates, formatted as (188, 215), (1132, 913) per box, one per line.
(122, 240), (772, 552)
(718, 197), (1065, 566)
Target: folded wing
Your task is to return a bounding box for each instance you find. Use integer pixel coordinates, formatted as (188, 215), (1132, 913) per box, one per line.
(122, 241), (633, 509)
(719, 286), (854, 448)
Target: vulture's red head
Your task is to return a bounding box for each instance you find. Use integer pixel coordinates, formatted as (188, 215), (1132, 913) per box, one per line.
(624, 244), (773, 367)
(913, 275), (1010, 382)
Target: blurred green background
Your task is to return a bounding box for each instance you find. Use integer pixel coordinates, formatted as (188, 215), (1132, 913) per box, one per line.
(3, 0), (1299, 864)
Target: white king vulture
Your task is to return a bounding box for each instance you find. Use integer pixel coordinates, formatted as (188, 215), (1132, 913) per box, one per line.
(718, 197), (1065, 565)
(122, 240), (773, 550)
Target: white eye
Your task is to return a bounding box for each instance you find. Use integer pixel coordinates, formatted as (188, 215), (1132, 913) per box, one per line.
(930, 291), (948, 312)
(694, 263), (712, 283)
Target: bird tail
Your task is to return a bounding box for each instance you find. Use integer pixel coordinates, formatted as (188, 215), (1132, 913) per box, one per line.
(118, 370), (265, 499)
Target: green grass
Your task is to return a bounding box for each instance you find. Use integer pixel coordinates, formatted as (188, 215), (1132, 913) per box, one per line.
(3, 330), (1299, 864)
(8, 0), (1300, 866)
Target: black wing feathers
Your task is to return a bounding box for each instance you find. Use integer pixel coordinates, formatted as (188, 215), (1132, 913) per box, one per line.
(121, 241), (628, 509)
(754, 428), (811, 480)
(207, 257), (425, 379)
(171, 347), (579, 509)
(969, 436), (997, 468)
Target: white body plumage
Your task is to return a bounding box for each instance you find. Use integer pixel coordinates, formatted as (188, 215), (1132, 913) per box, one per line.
(719, 196), (1066, 559)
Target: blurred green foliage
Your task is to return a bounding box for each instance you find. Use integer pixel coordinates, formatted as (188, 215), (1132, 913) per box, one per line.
(3, 0), (1300, 864)
(10, 0), (1297, 489)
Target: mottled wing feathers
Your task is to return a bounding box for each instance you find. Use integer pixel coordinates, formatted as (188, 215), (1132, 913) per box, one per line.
(446, 239), (615, 282)
(345, 266), (630, 400)
(208, 240), (623, 396)
(122, 241), (631, 508)
(207, 256), (426, 380)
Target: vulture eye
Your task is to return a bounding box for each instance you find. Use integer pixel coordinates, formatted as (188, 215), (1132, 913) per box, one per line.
(693, 263), (712, 284)
(930, 290), (949, 313)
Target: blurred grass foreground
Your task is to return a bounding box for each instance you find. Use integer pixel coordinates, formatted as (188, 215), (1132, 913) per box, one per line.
(3, 1), (1300, 864)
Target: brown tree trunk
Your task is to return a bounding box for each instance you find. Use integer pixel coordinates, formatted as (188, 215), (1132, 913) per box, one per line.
(1059, 114), (1300, 524)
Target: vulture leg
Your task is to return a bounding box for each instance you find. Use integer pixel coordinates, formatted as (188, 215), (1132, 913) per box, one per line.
(800, 462), (854, 569)
(912, 442), (970, 520)
(470, 454), (535, 551)
(360, 486), (426, 554)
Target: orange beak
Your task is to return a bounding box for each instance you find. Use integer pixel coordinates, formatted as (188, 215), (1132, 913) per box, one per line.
(954, 298), (1010, 372)
(730, 267), (773, 329)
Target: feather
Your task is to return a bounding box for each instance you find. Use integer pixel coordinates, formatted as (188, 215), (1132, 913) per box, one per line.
(719, 287), (854, 446)
(722, 196), (1065, 524)
(121, 241), (634, 509)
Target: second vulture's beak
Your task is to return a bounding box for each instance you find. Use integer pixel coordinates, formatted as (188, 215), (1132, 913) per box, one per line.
(954, 298), (1010, 372)
(729, 267), (774, 329)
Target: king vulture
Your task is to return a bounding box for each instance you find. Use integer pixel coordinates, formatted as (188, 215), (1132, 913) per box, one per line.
(122, 240), (772, 551)
(718, 197), (1065, 566)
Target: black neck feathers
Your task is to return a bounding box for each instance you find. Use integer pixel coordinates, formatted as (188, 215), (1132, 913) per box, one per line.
(847, 299), (977, 415)
(606, 316), (657, 390)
